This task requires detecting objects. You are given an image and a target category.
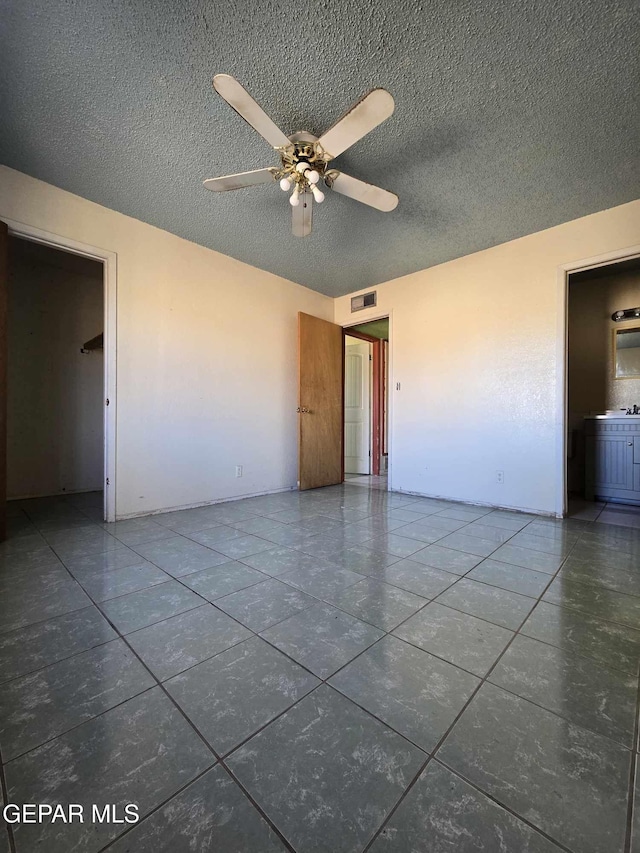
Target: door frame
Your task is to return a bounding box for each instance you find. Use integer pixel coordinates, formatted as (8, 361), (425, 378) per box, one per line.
(342, 322), (388, 477)
(3, 218), (117, 522)
(343, 333), (375, 475)
(557, 243), (640, 517)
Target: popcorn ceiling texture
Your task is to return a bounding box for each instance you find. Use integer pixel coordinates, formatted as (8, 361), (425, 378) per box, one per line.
(0, 0), (638, 296)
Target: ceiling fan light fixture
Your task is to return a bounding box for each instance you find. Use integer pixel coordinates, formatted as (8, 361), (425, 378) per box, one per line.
(310, 184), (325, 203)
(279, 177), (291, 191)
(289, 187), (301, 206)
(307, 169), (320, 184)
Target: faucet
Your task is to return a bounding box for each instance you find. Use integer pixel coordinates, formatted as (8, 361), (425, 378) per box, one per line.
(626, 404), (640, 415)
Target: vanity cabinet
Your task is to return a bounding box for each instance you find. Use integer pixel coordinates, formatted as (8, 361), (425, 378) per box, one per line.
(584, 418), (640, 505)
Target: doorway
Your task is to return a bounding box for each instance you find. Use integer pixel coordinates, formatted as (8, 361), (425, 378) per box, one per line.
(560, 248), (640, 517)
(343, 316), (389, 486)
(7, 236), (105, 512)
(1, 219), (117, 525)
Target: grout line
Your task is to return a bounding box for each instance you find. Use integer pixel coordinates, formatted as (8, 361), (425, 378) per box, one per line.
(362, 531), (581, 852)
(6, 489), (640, 852)
(624, 675), (640, 853)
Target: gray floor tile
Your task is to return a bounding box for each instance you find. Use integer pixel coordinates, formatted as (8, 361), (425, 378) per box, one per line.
(77, 562), (171, 601)
(322, 577), (427, 631)
(490, 543), (565, 574)
(48, 531), (122, 562)
(390, 521), (450, 543)
(409, 543), (483, 574)
(0, 606), (116, 684)
(489, 634), (638, 747)
(435, 578), (536, 630)
(560, 555), (640, 597)
(467, 559), (551, 597)
(228, 516), (291, 537)
(62, 546), (146, 577)
(152, 507), (228, 534)
(369, 760), (563, 852)
(105, 765), (288, 852)
(439, 683), (631, 853)
(228, 685), (425, 853)
(126, 604), (251, 680)
(544, 576), (640, 628)
(332, 545), (402, 573)
(187, 524), (245, 546)
(103, 519), (176, 546)
(435, 506), (492, 521)
(6, 688), (214, 853)
(239, 546), (335, 577)
(330, 636), (479, 752)
(211, 534), (275, 559)
(181, 561), (267, 600)
(0, 573), (92, 634)
(100, 580), (203, 634)
(521, 600), (640, 675)
(436, 532), (500, 557)
(479, 512), (533, 531)
(457, 522), (515, 543)
(216, 578), (317, 631)
(367, 533), (431, 557)
(279, 563), (365, 598)
(166, 636), (319, 754)
(394, 602), (513, 676)
(0, 547), (61, 574)
(261, 603), (383, 678)
(367, 559), (459, 598)
(0, 638), (155, 760)
(509, 530), (575, 556)
(132, 536), (228, 577)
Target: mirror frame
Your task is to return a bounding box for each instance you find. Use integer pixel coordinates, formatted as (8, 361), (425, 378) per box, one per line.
(613, 324), (640, 380)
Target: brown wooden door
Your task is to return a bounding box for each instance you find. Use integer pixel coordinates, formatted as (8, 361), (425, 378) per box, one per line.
(0, 222), (7, 541)
(298, 312), (344, 490)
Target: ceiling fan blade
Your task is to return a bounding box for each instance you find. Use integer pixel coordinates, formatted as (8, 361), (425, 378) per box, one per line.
(203, 168), (277, 192)
(292, 191), (313, 237)
(317, 89), (394, 160)
(213, 74), (291, 149)
(328, 171), (398, 212)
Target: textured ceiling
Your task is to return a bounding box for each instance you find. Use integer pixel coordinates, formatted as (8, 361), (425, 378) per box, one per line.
(1, 1), (638, 297)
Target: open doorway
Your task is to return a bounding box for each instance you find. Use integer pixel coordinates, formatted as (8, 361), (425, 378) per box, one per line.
(343, 317), (389, 489)
(565, 255), (640, 518)
(7, 236), (107, 517)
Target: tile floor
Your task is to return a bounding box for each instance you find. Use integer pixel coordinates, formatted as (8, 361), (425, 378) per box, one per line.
(1, 485), (640, 852)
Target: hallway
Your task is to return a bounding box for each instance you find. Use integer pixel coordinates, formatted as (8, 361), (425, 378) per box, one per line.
(1, 484), (639, 852)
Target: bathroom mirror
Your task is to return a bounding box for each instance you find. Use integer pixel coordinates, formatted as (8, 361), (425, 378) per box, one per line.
(614, 326), (640, 378)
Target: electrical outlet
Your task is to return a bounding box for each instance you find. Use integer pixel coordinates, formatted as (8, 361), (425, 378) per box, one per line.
(235, 466), (243, 478)
(496, 471), (504, 484)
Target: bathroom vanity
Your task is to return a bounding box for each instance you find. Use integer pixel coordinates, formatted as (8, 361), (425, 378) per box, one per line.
(584, 416), (640, 505)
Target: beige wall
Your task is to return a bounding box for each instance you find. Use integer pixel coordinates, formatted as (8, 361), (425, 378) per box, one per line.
(334, 199), (640, 515)
(0, 166), (333, 518)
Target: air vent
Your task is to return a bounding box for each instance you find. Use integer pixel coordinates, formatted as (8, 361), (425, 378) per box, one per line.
(351, 291), (377, 312)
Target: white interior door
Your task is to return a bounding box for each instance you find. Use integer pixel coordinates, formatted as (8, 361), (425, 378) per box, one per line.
(344, 337), (371, 474)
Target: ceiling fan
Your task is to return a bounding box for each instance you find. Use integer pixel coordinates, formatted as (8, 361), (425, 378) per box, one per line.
(203, 74), (398, 237)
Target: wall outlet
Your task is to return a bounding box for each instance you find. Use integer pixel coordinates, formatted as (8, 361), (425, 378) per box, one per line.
(496, 471), (504, 484)
(235, 465), (243, 478)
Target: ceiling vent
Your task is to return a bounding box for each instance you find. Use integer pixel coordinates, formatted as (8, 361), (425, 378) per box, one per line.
(351, 291), (377, 312)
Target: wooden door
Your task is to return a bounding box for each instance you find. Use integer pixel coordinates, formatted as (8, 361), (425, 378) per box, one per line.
(298, 312), (344, 490)
(344, 338), (371, 474)
(0, 222), (7, 541)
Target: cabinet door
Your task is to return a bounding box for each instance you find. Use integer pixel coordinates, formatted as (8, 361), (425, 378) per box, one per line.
(586, 436), (635, 491)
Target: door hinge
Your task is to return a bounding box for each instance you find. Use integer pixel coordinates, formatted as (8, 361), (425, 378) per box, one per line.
(369, 354), (372, 361)
(105, 398), (110, 406)
(106, 478), (110, 486)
